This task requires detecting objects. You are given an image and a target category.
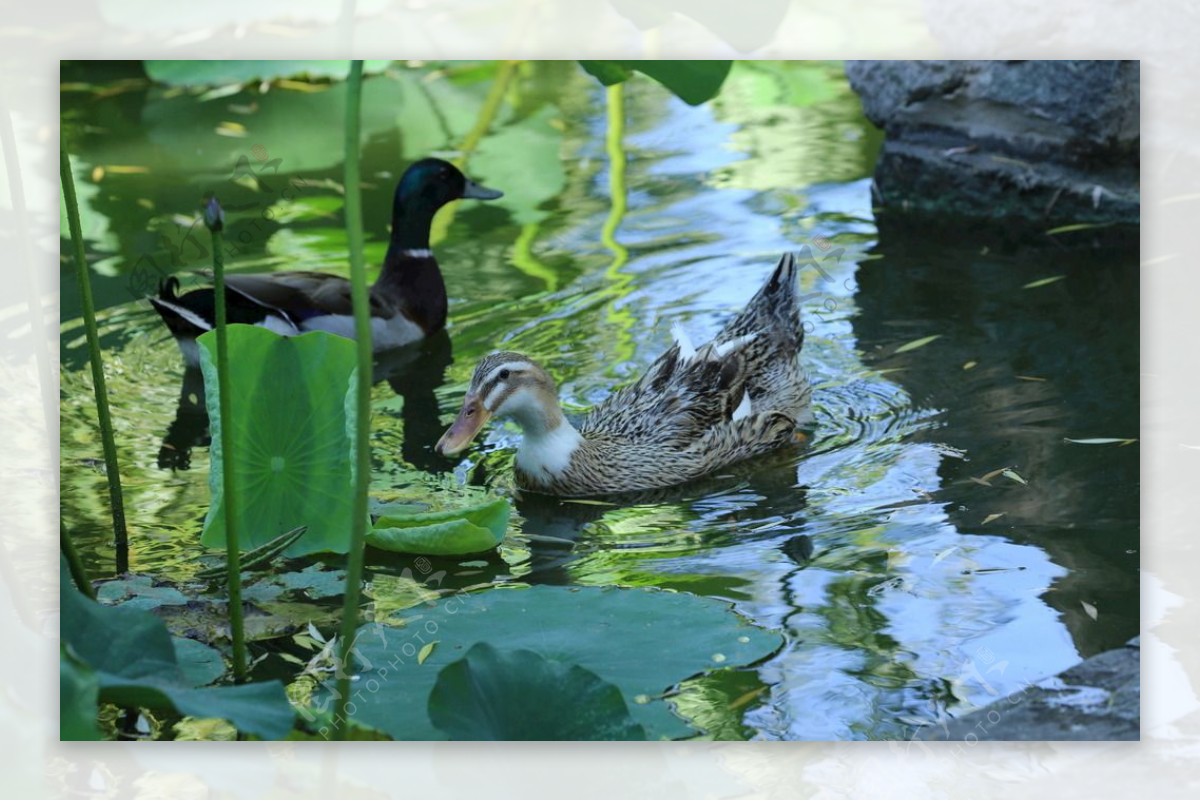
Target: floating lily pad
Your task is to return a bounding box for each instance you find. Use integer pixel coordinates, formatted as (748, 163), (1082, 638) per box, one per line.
(199, 326), (358, 557)
(366, 497), (511, 556)
(61, 560), (294, 740)
(96, 574), (189, 610)
(315, 584), (781, 740)
(428, 643), (645, 740)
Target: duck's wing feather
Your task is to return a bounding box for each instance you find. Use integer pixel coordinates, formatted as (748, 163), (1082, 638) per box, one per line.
(225, 272), (399, 320)
(580, 336), (756, 448)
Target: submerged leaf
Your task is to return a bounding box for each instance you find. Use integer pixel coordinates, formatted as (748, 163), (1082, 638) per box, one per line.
(894, 334), (941, 354)
(1001, 469), (1028, 485)
(1022, 275), (1066, 289)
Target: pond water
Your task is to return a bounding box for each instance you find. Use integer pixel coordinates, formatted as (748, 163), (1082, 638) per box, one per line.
(60, 61), (1139, 740)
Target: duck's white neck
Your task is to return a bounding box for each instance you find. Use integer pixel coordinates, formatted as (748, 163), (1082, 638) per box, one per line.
(516, 421), (583, 478)
(500, 388), (583, 478)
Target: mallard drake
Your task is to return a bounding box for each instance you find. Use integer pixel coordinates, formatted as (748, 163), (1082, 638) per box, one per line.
(436, 252), (811, 496)
(149, 158), (502, 366)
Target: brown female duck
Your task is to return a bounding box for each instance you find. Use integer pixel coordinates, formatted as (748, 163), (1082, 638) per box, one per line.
(436, 253), (811, 496)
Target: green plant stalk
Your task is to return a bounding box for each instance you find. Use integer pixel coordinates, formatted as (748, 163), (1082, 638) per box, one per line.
(60, 522), (95, 599)
(60, 149), (129, 574)
(599, 82), (636, 366)
(333, 58), (372, 741)
(208, 214), (248, 684)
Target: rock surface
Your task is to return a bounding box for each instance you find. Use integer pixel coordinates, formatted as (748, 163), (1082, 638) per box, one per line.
(918, 637), (1140, 741)
(845, 60), (1139, 223)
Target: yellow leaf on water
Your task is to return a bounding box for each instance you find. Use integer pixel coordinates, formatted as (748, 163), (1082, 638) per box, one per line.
(962, 360), (978, 370)
(417, 641), (438, 665)
(215, 121), (248, 138)
(1015, 375), (1047, 382)
(1001, 469), (1027, 485)
(1046, 222), (1112, 235)
(276, 78), (328, 93)
(1064, 437), (1139, 445)
(968, 476), (992, 487)
(979, 466), (1009, 483)
(91, 165), (104, 182)
(894, 334), (941, 354)
(982, 513), (1005, 525)
(105, 165), (150, 174)
(1022, 275), (1066, 289)
(1081, 601), (1098, 621)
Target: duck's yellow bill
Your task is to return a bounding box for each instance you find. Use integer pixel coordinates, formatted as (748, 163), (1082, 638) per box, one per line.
(436, 396), (491, 456)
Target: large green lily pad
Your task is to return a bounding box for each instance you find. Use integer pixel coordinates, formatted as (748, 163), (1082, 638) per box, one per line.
(61, 560), (295, 740)
(316, 584), (781, 740)
(428, 643), (645, 740)
(198, 326), (358, 557)
(366, 497), (511, 555)
(579, 60), (733, 106)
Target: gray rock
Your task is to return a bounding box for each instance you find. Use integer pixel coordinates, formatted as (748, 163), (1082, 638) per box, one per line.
(917, 638), (1140, 741)
(845, 60), (1139, 222)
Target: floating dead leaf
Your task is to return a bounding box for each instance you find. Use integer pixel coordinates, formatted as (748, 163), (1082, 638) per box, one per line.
(276, 78), (328, 93)
(728, 686), (768, 711)
(1022, 275), (1066, 289)
(979, 466), (1010, 483)
(91, 166), (104, 182)
(417, 641), (438, 665)
(1046, 222), (1113, 236)
(197, 83), (244, 102)
(215, 121), (248, 138)
(1081, 601), (1099, 621)
(1064, 437), (1139, 445)
(932, 546), (958, 566)
(228, 102), (259, 115)
(136, 198), (155, 210)
(968, 476), (992, 487)
(1001, 469), (1027, 485)
(982, 513), (1005, 525)
(894, 334), (941, 354)
(962, 360), (978, 371)
(1015, 375), (1047, 382)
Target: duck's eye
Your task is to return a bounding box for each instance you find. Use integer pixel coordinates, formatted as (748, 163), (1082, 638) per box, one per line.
(498, 369), (511, 380)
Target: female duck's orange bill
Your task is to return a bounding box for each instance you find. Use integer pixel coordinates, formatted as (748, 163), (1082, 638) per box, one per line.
(435, 395), (491, 456)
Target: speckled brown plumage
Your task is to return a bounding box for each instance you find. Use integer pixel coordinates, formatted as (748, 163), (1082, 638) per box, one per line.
(439, 253), (811, 496)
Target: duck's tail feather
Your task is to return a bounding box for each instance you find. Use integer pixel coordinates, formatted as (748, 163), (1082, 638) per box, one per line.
(148, 278), (214, 337)
(717, 252), (803, 348)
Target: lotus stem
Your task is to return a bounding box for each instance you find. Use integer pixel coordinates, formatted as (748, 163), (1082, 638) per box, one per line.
(60, 521), (95, 599)
(333, 58), (372, 741)
(205, 195), (248, 683)
(60, 148), (129, 574)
